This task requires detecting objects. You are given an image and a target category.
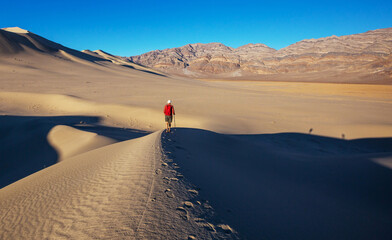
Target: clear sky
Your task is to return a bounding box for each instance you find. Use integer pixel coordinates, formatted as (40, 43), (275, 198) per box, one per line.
(1, 0), (391, 56)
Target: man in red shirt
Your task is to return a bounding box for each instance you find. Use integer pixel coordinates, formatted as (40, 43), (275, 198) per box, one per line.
(164, 100), (175, 132)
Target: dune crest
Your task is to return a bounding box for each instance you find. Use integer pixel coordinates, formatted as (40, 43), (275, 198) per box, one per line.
(0, 130), (239, 239)
(47, 125), (116, 160)
(1, 127), (391, 239)
(2, 27), (29, 33)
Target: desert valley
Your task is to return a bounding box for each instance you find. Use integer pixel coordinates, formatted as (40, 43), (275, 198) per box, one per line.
(0, 26), (392, 239)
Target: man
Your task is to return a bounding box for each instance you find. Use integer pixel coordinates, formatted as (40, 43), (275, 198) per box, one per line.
(164, 100), (175, 132)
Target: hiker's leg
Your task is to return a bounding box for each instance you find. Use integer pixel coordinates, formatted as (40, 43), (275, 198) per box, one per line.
(166, 122), (169, 132)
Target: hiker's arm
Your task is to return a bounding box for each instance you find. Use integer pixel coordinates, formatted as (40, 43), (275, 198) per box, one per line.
(173, 108), (175, 115)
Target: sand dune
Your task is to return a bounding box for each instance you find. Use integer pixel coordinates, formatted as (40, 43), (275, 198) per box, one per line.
(87, 49), (165, 76)
(0, 27), (107, 62)
(47, 125), (116, 160)
(0, 114), (151, 189)
(2, 27), (30, 34)
(0, 91), (204, 131)
(1, 125), (391, 239)
(1, 27), (392, 239)
(0, 130), (241, 239)
(163, 128), (392, 239)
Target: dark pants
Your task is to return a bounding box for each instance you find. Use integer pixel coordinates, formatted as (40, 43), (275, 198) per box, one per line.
(165, 115), (173, 125)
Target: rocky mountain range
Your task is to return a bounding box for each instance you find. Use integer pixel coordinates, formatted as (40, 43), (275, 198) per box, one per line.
(1, 27), (391, 84)
(129, 28), (392, 83)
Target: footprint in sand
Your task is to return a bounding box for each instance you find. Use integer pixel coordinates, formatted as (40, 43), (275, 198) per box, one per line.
(188, 235), (196, 240)
(194, 218), (204, 223)
(155, 169), (162, 175)
(176, 206), (189, 220)
(202, 202), (213, 210)
(161, 162), (168, 167)
(205, 223), (216, 232)
(188, 189), (198, 195)
(163, 176), (170, 181)
(194, 218), (216, 232)
(184, 201), (194, 208)
(217, 224), (234, 234)
(163, 177), (178, 182)
(164, 189), (174, 198)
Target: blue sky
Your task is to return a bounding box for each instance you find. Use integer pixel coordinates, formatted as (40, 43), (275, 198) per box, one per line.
(1, 0), (391, 56)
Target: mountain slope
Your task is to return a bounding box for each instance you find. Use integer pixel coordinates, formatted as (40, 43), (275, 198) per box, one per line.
(129, 42), (276, 75)
(129, 28), (392, 83)
(275, 28), (392, 57)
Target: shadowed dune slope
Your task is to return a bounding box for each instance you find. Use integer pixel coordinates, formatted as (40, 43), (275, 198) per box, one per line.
(1, 121), (391, 239)
(162, 128), (392, 240)
(0, 115), (149, 189)
(0, 130), (240, 239)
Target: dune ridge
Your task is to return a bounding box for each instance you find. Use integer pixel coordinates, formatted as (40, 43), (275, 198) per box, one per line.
(2, 27), (29, 34)
(47, 125), (116, 160)
(0, 130), (241, 239)
(1, 126), (391, 239)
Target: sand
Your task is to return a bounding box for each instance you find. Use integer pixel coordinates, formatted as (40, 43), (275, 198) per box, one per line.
(47, 125), (117, 160)
(1, 27), (392, 239)
(1, 131), (233, 239)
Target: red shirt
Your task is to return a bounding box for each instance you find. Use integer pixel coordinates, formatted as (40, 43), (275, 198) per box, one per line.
(164, 104), (175, 116)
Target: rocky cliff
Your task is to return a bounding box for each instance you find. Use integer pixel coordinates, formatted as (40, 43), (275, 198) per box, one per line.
(128, 28), (392, 83)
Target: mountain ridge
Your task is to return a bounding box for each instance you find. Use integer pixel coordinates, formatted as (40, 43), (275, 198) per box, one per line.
(128, 28), (392, 83)
(1, 26), (391, 83)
